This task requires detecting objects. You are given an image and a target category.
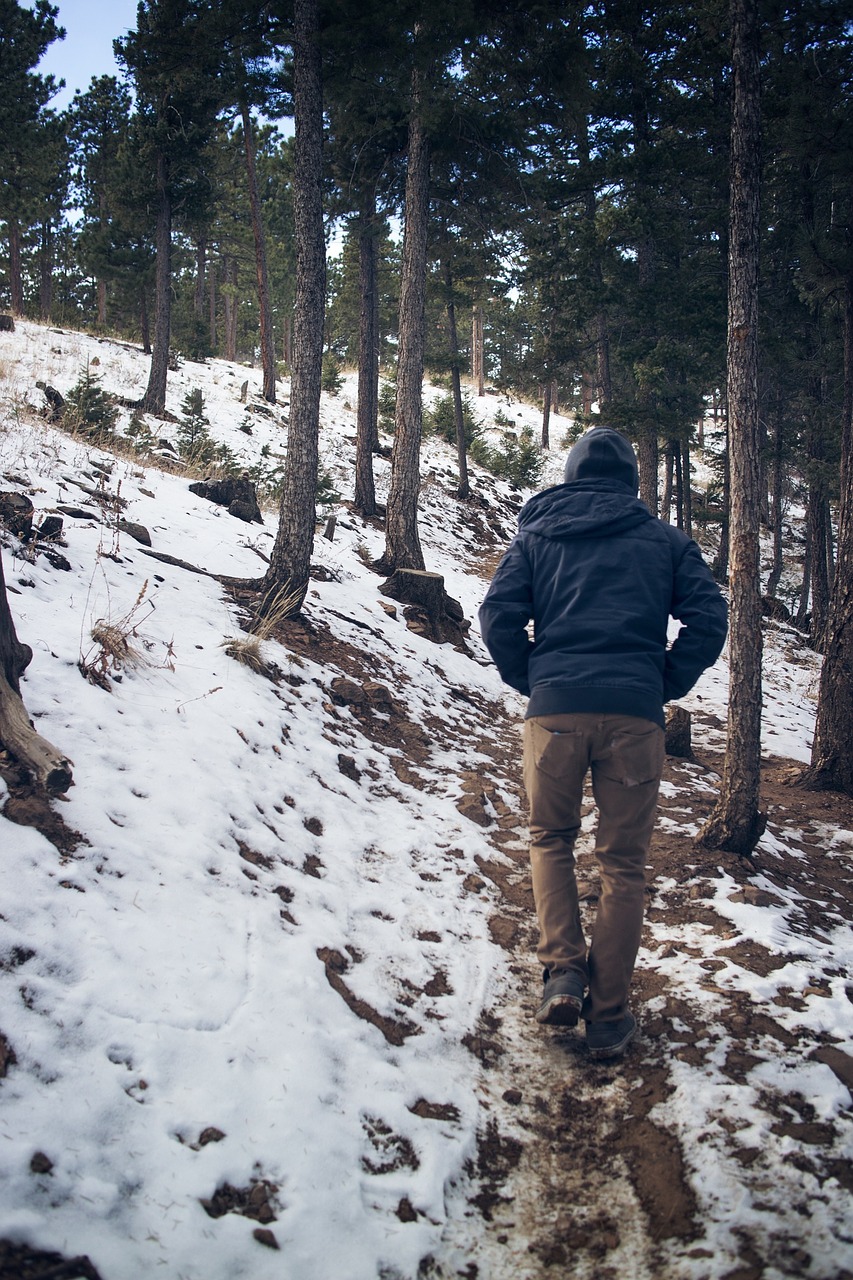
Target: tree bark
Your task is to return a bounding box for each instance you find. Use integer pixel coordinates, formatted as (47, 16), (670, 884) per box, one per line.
(712, 417), (731, 583)
(141, 152), (172, 416)
(801, 272), (853, 792)
(209, 255), (217, 351)
(766, 407), (784, 598)
(541, 379), (552, 450)
(195, 237), (206, 322)
(354, 201), (379, 517)
(444, 258), (470, 500)
(683, 438), (693, 540)
(140, 287), (151, 355)
(8, 221), (24, 317)
(38, 220), (54, 322)
(241, 102), (276, 403)
(472, 303), (485, 396)
(381, 58), (430, 573)
(697, 0), (766, 856)
(262, 0), (325, 616)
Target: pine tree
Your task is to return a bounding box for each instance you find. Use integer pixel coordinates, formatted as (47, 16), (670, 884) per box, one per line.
(697, 0), (766, 856)
(116, 0), (223, 415)
(0, 0), (65, 315)
(262, 0), (325, 616)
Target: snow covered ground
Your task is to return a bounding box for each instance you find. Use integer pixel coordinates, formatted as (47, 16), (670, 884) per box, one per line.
(0, 320), (850, 1280)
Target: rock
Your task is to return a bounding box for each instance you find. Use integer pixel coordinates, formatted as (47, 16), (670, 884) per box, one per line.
(57, 504), (97, 520)
(35, 381), (65, 421)
(363, 680), (395, 713)
(119, 519), (152, 546)
(0, 491), (34, 538)
(253, 1228), (280, 1250)
(36, 515), (64, 541)
(329, 677), (365, 706)
(665, 705), (692, 758)
(29, 1151), (54, 1174)
(188, 475), (262, 524)
(338, 753), (361, 782)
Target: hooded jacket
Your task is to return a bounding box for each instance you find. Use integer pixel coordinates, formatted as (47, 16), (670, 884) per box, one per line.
(478, 428), (728, 727)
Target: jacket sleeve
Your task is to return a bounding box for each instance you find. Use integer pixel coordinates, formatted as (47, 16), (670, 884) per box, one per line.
(664, 535), (728, 702)
(478, 538), (535, 696)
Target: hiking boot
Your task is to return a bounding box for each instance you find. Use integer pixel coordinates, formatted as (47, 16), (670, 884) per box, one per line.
(535, 969), (585, 1026)
(586, 1013), (637, 1060)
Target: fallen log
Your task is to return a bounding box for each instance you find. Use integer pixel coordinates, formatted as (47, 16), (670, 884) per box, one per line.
(0, 670), (73, 793)
(0, 551), (72, 793)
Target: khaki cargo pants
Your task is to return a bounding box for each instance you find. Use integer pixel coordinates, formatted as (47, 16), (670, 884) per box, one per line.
(523, 713), (665, 1023)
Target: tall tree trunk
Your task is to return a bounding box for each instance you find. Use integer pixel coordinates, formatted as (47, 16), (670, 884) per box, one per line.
(683, 438), (693, 540)
(662, 442), (675, 522)
(224, 258), (238, 363)
(807, 474), (830, 647)
(381, 59), (430, 573)
(796, 524), (812, 627)
(674, 438), (684, 528)
(766, 408), (784, 599)
(38, 221), (53, 321)
(140, 287), (151, 355)
(712, 416), (731, 583)
(98, 192), (108, 326)
(195, 237), (206, 322)
(8, 221), (24, 317)
(141, 152), (172, 416)
(241, 102), (276, 404)
(698, 0), (766, 856)
(541, 379), (552, 450)
(444, 257), (470, 500)
(262, 0), (325, 615)
(472, 303), (485, 396)
(354, 201), (379, 517)
(636, 235), (658, 513)
(801, 268), (853, 792)
(209, 255), (217, 351)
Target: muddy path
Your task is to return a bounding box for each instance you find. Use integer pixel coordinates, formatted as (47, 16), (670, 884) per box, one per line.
(436, 694), (853, 1280)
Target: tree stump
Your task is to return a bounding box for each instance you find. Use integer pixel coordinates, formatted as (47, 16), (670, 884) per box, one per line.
(379, 569), (468, 648)
(665, 705), (693, 758)
(0, 314), (14, 332)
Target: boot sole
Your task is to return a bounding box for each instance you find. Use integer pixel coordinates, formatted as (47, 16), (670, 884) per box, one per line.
(536, 994), (583, 1027)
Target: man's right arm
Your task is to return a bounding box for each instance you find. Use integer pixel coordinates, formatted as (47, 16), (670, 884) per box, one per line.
(478, 540), (535, 696)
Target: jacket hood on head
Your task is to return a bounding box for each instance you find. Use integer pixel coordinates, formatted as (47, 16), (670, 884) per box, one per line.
(563, 428), (639, 493)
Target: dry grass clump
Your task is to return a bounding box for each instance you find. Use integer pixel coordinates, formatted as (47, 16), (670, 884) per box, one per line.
(222, 581), (302, 674)
(79, 580), (152, 689)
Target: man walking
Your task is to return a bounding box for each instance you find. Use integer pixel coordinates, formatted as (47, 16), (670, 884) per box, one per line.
(479, 427), (728, 1060)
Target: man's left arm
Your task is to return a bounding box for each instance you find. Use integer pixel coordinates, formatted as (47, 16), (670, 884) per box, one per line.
(478, 540), (535, 696)
(664, 538), (728, 702)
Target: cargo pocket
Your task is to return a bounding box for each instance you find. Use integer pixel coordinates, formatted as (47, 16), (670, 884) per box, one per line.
(598, 724), (664, 788)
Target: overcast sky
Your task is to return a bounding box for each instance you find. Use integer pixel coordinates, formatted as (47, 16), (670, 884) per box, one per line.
(34, 0), (140, 109)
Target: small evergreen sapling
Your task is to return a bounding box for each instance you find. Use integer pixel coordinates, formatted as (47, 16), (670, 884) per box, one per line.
(63, 364), (118, 441)
(177, 387), (215, 467)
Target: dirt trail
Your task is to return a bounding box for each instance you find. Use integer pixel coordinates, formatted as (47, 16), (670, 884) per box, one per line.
(435, 691), (853, 1280)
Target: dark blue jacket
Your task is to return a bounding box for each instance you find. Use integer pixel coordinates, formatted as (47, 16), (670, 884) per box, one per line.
(479, 430), (728, 727)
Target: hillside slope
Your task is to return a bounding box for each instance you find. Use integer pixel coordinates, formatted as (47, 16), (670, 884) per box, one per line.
(0, 321), (851, 1280)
